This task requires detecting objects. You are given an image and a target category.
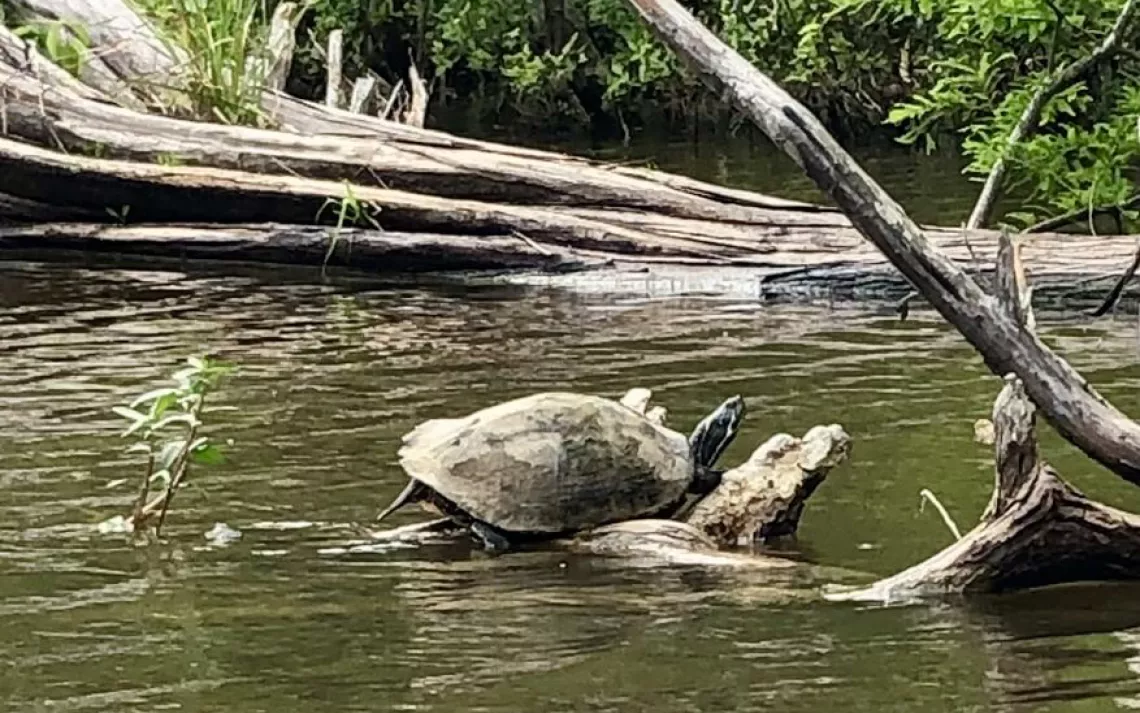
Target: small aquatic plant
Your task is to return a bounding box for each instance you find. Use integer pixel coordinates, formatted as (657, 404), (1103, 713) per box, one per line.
(100, 355), (234, 540)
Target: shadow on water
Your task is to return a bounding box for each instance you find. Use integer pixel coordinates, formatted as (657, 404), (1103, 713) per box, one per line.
(4, 144), (1140, 711)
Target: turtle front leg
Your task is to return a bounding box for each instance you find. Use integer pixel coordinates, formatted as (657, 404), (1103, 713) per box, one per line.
(470, 520), (514, 553)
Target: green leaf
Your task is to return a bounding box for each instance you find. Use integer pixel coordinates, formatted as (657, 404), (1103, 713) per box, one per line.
(130, 386), (181, 409)
(155, 440), (186, 471)
(152, 413), (202, 431)
(190, 443), (225, 465)
(149, 468), (172, 486)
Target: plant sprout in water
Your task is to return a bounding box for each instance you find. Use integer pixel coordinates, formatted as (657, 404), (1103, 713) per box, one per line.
(100, 355), (235, 539)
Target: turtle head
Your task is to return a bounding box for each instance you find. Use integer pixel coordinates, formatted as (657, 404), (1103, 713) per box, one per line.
(688, 395), (746, 470)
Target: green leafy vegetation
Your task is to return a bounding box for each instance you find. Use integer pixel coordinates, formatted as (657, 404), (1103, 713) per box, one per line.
(316, 182), (383, 274)
(101, 355), (235, 539)
(867, 0), (1140, 229)
(12, 18), (91, 77)
(134, 0), (273, 125)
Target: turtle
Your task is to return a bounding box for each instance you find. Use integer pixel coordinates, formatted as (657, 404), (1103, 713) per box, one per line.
(373, 389), (746, 550)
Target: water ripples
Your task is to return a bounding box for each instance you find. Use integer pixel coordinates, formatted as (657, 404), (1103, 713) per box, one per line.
(6, 261), (1140, 711)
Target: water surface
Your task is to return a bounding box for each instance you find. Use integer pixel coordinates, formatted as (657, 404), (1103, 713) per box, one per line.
(5, 258), (1140, 712)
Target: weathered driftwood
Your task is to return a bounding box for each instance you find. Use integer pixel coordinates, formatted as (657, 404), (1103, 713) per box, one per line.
(826, 237), (1140, 600)
(0, 223), (595, 272)
(348, 75), (379, 114)
(9, 0), (181, 106)
(324, 29), (344, 108)
(0, 57), (806, 224)
(403, 54), (428, 128)
(0, 191), (102, 223)
(685, 424), (851, 544)
(0, 136), (762, 262)
(627, 0), (1140, 487)
(0, 24), (112, 103)
(5, 56), (1140, 284)
(0, 0), (831, 204)
(252, 1), (305, 93)
(828, 375), (1140, 602)
(0, 24), (138, 110)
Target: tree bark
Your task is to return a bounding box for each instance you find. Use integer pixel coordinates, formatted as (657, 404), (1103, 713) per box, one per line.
(9, 0), (182, 103)
(0, 135), (762, 261)
(0, 54), (821, 225)
(5, 50), (1140, 286)
(625, 0), (1140, 487)
(0, 222), (593, 272)
(827, 376), (1140, 602)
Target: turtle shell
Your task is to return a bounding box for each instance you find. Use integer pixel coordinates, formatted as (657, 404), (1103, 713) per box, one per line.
(397, 392), (694, 534)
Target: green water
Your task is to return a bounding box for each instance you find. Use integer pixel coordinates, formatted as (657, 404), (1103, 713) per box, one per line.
(5, 145), (1140, 712)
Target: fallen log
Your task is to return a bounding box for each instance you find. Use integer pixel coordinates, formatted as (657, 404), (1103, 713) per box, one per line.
(3, 0), (831, 215)
(4, 130), (1140, 293)
(0, 223), (595, 272)
(627, 0), (1140, 489)
(8, 0), (179, 103)
(4, 28), (1140, 295)
(0, 136), (765, 262)
(0, 55), (822, 225)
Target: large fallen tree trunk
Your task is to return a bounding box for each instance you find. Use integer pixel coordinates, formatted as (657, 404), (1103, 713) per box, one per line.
(0, 136), (760, 262)
(3, 44), (1140, 289)
(1, 2), (819, 216)
(626, 0), (1140, 490)
(0, 223), (594, 272)
(0, 48), (819, 224)
(6, 130), (1140, 288)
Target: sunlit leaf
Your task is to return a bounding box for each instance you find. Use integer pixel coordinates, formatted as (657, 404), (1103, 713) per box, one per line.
(131, 387), (180, 409)
(152, 413), (202, 431)
(155, 440), (186, 471)
(112, 405), (148, 423)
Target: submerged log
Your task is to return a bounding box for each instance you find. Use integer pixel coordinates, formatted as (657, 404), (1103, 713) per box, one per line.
(0, 223), (595, 272)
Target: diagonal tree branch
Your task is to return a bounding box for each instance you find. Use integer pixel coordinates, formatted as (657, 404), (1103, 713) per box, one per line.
(966, 0), (1140, 230)
(624, 0), (1140, 485)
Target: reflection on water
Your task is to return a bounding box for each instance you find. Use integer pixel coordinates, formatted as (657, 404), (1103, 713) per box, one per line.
(6, 259), (1140, 713)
